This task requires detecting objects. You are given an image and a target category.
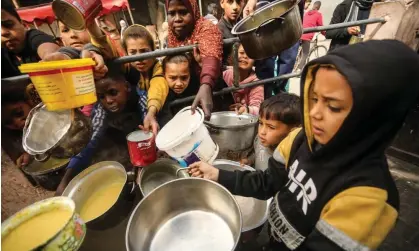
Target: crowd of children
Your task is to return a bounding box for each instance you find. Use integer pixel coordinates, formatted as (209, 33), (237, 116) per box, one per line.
(2, 1), (419, 250)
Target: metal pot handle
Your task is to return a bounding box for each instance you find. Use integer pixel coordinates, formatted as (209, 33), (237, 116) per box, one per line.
(255, 17), (285, 36)
(176, 168), (189, 177)
(206, 126), (219, 134)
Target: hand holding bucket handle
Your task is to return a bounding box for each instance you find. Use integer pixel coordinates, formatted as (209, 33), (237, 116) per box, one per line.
(191, 84), (213, 121)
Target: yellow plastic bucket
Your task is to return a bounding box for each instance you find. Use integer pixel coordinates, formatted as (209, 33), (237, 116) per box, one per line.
(19, 58), (97, 111)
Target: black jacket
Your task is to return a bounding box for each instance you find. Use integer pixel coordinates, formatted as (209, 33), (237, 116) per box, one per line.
(325, 0), (353, 51)
(218, 40), (419, 251)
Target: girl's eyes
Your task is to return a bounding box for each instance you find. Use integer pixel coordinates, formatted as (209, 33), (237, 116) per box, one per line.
(311, 97), (318, 103)
(328, 106), (342, 113)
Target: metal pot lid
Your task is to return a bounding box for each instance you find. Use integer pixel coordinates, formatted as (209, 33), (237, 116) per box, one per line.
(232, 0), (299, 35)
(204, 112), (258, 129)
(22, 103), (72, 154)
(22, 157), (70, 176)
(213, 159), (272, 232)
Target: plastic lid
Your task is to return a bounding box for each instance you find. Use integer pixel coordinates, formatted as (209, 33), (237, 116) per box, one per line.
(156, 106), (204, 151)
(19, 58), (95, 73)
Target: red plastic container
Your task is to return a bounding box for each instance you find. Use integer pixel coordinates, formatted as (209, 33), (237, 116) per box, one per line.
(127, 131), (157, 167)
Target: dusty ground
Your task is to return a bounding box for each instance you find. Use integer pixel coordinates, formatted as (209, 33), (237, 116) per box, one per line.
(1, 151), (54, 221)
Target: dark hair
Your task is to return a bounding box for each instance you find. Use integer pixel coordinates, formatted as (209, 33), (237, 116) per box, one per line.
(95, 60), (127, 86)
(1, 87), (28, 126)
(259, 93), (301, 126)
(1, 1), (21, 22)
(162, 54), (192, 74)
(122, 25), (155, 51)
(313, 1), (321, 9)
(1, 89), (26, 106)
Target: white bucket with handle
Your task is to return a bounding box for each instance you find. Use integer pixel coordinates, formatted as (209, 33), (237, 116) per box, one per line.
(156, 106), (219, 167)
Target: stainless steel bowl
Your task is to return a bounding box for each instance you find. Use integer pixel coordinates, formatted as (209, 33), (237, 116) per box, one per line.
(126, 178), (242, 251)
(213, 159), (272, 232)
(204, 111), (258, 152)
(137, 158), (190, 196)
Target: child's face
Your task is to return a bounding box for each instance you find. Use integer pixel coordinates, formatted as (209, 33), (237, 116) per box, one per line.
(126, 38), (155, 74)
(96, 80), (130, 113)
(167, 0), (194, 40)
(309, 68), (353, 145)
(3, 101), (31, 130)
(1, 10), (26, 53)
(165, 62), (191, 94)
(220, 0), (242, 23)
(59, 22), (91, 50)
(258, 117), (293, 148)
(238, 45), (254, 71)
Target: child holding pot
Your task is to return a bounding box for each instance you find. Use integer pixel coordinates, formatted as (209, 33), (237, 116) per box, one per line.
(188, 40), (419, 251)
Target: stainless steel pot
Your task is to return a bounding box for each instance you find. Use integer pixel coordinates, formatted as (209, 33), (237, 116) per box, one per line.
(213, 159), (272, 232)
(137, 158), (190, 196)
(231, 0), (303, 60)
(126, 178), (242, 251)
(62, 161), (136, 230)
(204, 111), (258, 152)
(23, 103), (92, 162)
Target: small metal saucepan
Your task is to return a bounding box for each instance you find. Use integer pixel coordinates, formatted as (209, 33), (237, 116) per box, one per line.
(137, 158), (190, 196)
(22, 103), (92, 162)
(62, 161), (136, 230)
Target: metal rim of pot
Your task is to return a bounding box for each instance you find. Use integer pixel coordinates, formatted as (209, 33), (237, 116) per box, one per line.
(125, 177), (243, 251)
(22, 103), (73, 161)
(22, 158), (70, 176)
(62, 161), (135, 229)
(231, 0), (301, 36)
(212, 159), (273, 232)
(204, 111), (258, 130)
(136, 158), (190, 197)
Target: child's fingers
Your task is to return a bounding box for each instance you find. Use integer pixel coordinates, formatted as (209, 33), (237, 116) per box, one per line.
(189, 161), (202, 169)
(191, 170), (202, 177)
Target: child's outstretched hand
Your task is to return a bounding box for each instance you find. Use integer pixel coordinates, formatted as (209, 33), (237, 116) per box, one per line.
(188, 161), (219, 182)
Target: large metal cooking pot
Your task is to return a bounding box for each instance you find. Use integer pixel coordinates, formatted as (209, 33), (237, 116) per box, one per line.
(63, 161), (135, 230)
(22, 157), (70, 191)
(126, 178), (242, 251)
(137, 158), (190, 196)
(213, 159), (272, 232)
(23, 103), (92, 162)
(231, 0), (303, 60)
(204, 111), (258, 152)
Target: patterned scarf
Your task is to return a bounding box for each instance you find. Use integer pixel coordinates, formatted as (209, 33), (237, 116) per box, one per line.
(165, 0), (222, 61)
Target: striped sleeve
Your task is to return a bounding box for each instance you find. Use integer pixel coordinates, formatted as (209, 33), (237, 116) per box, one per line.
(303, 186), (398, 251)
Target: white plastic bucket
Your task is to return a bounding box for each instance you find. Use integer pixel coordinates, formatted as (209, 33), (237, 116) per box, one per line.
(156, 106), (219, 167)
